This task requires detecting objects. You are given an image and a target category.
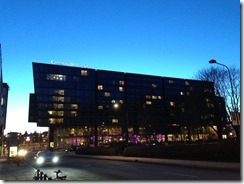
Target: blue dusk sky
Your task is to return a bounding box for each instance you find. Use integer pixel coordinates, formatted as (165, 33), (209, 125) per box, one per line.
(0, 0), (240, 134)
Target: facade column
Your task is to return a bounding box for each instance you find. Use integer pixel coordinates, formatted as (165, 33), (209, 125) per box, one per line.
(94, 125), (98, 147)
(48, 126), (55, 151)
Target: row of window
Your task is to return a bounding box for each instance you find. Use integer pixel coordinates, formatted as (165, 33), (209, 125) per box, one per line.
(47, 114), (214, 125)
(37, 100), (214, 118)
(97, 85), (124, 92)
(35, 79), (95, 89)
(33, 63), (92, 76)
(54, 125), (217, 139)
(33, 63), (214, 89)
(35, 76), (213, 100)
(35, 70), (214, 91)
(47, 117), (119, 125)
(36, 96), (95, 104)
(37, 103), (78, 110)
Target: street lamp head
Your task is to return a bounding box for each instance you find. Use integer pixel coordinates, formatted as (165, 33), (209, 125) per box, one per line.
(209, 59), (217, 64)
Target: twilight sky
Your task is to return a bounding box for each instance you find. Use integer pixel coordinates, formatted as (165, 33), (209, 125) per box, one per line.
(0, 0), (240, 134)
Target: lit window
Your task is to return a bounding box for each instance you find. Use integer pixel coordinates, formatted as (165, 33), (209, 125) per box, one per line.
(71, 104), (78, 109)
(146, 101), (152, 105)
(119, 87), (124, 92)
(98, 85), (103, 90)
(112, 119), (119, 123)
(210, 114), (214, 118)
(54, 89), (64, 95)
(71, 111), (77, 117)
(49, 118), (63, 124)
(81, 70), (88, 76)
(54, 111), (64, 116)
(169, 80), (174, 84)
(98, 105), (103, 110)
(53, 104), (64, 109)
(207, 103), (214, 108)
(180, 92), (184, 95)
(186, 92), (190, 96)
(48, 111), (53, 115)
(185, 81), (189, 85)
(152, 84), (157, 88)
(119, 80), (124, 86)
(170, 102), (175, 106)
(49, 118), (55, 124)
(158, 96), (162, 100)
(47, 74), (66, 81)
(104, 92), (110, 97)
(119, 100), (124, 104)
(70, 128), (75, 135)
(53, 96), (64, 102)
(146, 95), (151, 99)
(152, 95), (157, 99)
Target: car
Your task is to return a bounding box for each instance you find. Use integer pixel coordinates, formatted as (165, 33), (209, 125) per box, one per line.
(34, 151), (59, 165)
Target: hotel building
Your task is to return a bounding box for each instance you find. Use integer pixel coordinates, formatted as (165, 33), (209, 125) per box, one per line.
(29, 62), (226, 149)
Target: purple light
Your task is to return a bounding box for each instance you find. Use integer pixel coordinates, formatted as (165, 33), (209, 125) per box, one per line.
(157, 134), (162, 139)
(131, 134), (138, 144)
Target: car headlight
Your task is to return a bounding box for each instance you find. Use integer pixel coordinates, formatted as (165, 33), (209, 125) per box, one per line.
(52, 156), (59, 163)
(37, 157), (45, 164)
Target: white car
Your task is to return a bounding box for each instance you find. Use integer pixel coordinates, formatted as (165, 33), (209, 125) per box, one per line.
(34, 151), (59, 165)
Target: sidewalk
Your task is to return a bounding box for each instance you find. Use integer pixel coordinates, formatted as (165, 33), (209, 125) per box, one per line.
(70, 153), (240, 171)
(0, 155), (7, 161)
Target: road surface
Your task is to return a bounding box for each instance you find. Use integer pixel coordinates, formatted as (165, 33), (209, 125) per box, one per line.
(0, 151), (240, 181)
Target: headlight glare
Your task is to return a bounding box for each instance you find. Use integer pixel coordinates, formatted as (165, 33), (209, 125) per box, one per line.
(53, 156), (59, 163)
(37, 157), (45, 164)
(18, 149), (28, 156)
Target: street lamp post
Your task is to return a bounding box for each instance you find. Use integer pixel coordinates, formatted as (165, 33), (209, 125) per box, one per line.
(209, 59), (239, 136)
(209, 60), (235, 100)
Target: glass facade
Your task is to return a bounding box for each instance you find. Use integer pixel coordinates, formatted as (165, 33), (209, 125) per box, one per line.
(29, 62), (226, 149)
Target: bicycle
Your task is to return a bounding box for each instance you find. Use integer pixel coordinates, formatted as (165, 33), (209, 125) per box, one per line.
(33, 169), (67, 180)
(53, 169), (67, 180)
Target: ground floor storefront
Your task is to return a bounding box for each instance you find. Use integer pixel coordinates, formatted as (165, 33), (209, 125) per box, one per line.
(49, 125), (222, 150)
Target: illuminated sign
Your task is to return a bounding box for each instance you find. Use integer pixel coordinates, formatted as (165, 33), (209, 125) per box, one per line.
(9, 146), (18, 157)
(50, 60), (92, 69)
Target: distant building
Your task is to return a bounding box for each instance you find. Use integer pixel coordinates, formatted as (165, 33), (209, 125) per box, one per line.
(0, 83), (9, 134)
(29, 62), (226, 150)
(0, 44), (9, 155)
(6, 132), (21, 147)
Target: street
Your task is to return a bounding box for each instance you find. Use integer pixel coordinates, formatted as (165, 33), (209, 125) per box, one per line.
(0, 151), (240, 181)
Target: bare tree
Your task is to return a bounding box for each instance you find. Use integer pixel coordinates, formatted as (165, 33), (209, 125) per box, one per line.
(194, 65), (240, 138)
